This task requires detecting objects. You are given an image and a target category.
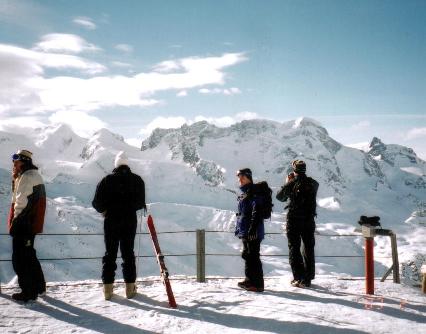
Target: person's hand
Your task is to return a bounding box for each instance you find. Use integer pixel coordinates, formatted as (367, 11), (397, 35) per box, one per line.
(285, 172), (295, 184)
(248, 225), (258, 241)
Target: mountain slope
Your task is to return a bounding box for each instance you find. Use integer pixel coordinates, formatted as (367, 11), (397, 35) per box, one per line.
(0, 118), (425, 285)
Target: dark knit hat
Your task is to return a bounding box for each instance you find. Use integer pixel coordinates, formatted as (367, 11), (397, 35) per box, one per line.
(292, 160), (306, 174)
(237, 168), (253, 181)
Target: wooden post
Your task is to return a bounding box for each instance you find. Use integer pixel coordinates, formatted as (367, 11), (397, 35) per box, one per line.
(196, 229), (205, 283)
(390, 233), (400, 283)
(378, 230), (400, 283)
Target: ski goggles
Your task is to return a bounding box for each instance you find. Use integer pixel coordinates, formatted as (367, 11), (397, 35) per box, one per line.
(12, 153), (31, 162)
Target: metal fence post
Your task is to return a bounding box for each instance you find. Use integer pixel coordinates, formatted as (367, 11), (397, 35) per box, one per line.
(196, 229), (205, 283)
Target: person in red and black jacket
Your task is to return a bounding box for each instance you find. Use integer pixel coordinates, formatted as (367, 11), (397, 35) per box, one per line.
(8, 149), (46, 302)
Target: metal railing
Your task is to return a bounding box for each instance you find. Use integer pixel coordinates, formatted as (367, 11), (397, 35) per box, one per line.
(0, 229), (396, 286)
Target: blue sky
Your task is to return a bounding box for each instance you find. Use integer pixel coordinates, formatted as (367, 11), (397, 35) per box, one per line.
(0, 0), (425, 158)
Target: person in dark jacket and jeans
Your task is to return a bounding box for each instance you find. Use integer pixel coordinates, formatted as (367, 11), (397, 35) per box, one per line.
(8, 149), (46, 302)
(235, 168), (264, 292)
(92, 151), (146, 300)
(276, 160), (319, 288)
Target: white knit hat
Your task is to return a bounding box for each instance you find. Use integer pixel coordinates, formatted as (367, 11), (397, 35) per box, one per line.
(114, 151), (129, 168)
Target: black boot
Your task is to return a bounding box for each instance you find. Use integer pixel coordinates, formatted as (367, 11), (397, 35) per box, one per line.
(12, 292), (37, 302)
(237, 279), (251, 289)
(38, 284), (46, 296)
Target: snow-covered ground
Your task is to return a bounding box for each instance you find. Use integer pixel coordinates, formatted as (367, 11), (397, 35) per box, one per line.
(1, 276), (425, 334)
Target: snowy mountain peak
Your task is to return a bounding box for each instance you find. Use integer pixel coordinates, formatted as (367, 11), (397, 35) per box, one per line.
(92, 128), (125, 143)
(368, 136), (421, 167)
(35, 123), (86, 159)
(80, 128), (133, 162)
(369, 136), (385, 150)
(292, 116), (323, 129)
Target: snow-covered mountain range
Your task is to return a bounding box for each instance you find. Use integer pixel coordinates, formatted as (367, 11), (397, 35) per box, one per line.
(0, 117), (425, 284)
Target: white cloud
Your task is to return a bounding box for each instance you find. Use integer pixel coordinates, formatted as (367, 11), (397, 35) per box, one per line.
(73, 17), (97, 30)
(49, 110), (107, 137)
(0, 116), (45, 133)
(111, 61), (132, 68)
(153, 60), (182, 73)
(177, 90), (188, 97)
(405, 127), (426, 141)
(199, 87), (241, 95)
(0, 43), (107, 115)
(193, 112), (258, 127)
(139, 116), (187, 137)
(350, 120), (371, 131)
(153, 53), (246, 74)
(1, 42), (247, 115)
(34, 34), (101, 54)
(225, 87), (241, 95)
(114, 44), (134, 53)
(139, 112), (259, 137)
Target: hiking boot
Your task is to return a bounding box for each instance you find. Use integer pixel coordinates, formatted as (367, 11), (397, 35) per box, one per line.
(237, 280), (251, 289)
(290, 279), (300, 287)
(298, 279), (311, 288)
(103, 283), (113, 300)
(12, 292), (37, 302)
(240, 282), (264, 292)
(244, 285), (264, 292)
(125, 283), (137, 299)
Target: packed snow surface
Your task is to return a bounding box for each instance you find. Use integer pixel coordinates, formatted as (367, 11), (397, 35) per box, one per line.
(1, 276), (425, 334)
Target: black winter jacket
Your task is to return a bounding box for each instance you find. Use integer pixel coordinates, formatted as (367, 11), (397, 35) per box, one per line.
(92, 165), (146, 220)
(276, 174), (318, 220)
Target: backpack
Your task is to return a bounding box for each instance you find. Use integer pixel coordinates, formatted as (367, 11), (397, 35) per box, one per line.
(289, 176), (318, 217)
(252, 181), (274, 219)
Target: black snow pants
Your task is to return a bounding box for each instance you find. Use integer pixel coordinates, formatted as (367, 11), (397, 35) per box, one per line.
(102, 214), (138, 284)
(242, 239), (264, 288)
(12, 235), (46, 297)
(286, 217), (316, 282)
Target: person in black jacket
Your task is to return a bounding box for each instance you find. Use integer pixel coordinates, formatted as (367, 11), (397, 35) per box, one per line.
(276, 160), (318, 288)
(92, 151), (146, 300)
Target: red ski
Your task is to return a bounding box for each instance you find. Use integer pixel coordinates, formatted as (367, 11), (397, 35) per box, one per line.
(147, 215), (177, 308)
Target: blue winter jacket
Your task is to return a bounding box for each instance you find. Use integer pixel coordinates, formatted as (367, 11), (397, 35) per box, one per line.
(235, 183), (265, 240)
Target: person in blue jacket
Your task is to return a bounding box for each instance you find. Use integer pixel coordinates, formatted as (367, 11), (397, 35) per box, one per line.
(235, 168), (264, 292)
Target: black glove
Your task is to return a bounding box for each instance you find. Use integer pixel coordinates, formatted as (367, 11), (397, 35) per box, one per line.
(247, 224), (258, 241)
